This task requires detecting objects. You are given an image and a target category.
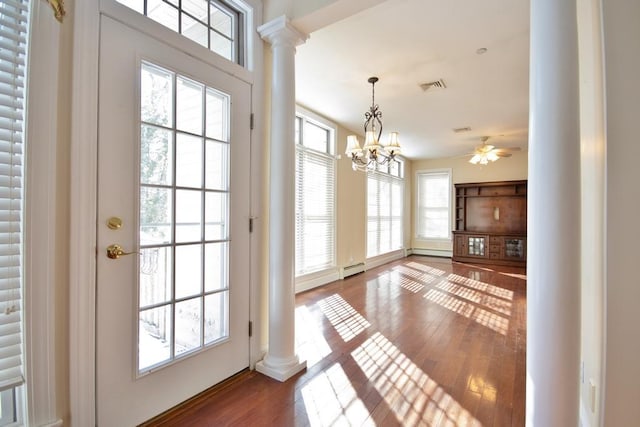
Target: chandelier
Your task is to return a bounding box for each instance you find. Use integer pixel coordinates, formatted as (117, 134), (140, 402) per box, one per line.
(345, 77), (401, 171)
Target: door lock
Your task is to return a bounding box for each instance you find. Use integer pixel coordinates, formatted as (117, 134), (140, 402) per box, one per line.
(106, 244), (136, 259)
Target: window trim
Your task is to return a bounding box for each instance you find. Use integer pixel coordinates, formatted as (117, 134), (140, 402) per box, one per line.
(414, 168), (452, 241)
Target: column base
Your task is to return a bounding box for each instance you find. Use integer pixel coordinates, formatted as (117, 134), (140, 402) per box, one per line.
(255, 354), (306, 382)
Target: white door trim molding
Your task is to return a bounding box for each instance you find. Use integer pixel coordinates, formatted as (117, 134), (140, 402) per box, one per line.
(69, 0), (100, 425)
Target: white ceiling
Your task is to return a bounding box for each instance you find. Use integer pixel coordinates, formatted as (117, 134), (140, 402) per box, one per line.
(295, 0), (530, 160)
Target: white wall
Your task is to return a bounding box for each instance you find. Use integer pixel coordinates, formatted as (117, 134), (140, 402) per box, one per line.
(410, 151), (528, 253)
(603, 0), (640, 424)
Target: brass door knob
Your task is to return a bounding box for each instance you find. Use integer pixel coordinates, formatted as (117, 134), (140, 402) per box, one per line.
(106, 244), (136, 259)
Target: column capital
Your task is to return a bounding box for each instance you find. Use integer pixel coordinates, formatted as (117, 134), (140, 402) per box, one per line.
(258, 15), (309, 48)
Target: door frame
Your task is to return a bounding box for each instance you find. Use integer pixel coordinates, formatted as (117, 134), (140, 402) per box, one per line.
(69, 1), (265, 424)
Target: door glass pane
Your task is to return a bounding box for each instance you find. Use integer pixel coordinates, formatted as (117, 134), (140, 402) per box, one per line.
(206, 88), (229, 141)
(176, 133), (203, 188)
(141, 125), (173, 186)
(205, 140), (228, 190)
(139, 247), (172, 307)
(204, 242), (227, 292)
(175, 297), (202, 355)
(139, 305), (172, 371)
(141, 63), (173, 127)
(140, 187), (172, 245)
(175, 244), (202, 299)
(205, 192), (227, 240)
(177, 76), (203, 135)
(138, 62), (232, 373)
(176, 189), (202, 242)
(205, 292), (228, 344)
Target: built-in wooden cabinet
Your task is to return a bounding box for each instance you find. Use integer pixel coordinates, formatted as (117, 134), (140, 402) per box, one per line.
(452, 180), (527, 267)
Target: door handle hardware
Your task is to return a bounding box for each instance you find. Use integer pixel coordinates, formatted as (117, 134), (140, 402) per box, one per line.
(106, 244), (137, 259)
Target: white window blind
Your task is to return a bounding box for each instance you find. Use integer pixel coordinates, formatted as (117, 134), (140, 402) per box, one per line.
(416, 171), (451, 239)
(295, 116), (335, 276)
(367, 167), (403, 258)
(0, 0), (27, 392)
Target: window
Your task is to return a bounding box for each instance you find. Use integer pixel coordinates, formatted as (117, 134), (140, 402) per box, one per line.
(137, 62), (231, 373)
(0, 0), (28, 422)
(116, 0), (245, 65)
(295, 112), (336, 276)
(416, 170), (451, 239)
(367, 163), (404, 258)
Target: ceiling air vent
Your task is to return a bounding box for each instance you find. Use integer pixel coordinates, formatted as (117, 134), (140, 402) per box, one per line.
(419, 79), (447, 92)
(453, 126), (472, 133)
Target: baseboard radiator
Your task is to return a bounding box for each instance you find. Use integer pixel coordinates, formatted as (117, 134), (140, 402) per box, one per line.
(340, 262), (365, 279)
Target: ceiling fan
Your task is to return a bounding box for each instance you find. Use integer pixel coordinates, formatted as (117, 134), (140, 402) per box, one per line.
(468, 136), (520, 165)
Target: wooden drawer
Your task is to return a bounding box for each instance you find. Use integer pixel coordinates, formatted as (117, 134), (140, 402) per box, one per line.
(489, 252), (502, 259)
(490, 236), (501, 244)
(490, 244), (501, 253)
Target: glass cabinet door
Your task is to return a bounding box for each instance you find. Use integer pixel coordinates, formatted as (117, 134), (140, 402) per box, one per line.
(504, 238), (525, 259)
(467, 236), (486, 256)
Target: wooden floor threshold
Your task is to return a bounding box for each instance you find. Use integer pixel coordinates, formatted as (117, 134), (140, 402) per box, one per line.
(138, 368), (254, 426)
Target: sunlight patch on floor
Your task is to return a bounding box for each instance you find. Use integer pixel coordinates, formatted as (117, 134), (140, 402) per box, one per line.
(405, 261), (447, 276)
(425, 289), (509, 335)
(295, 305), (332, 367)
(447, 273), (514, 300)
(352, 332), (482, 427)
(499, 272), (527, 280)
(317, 294), (370, 342)
(436, 281), (512, 316)
(301, 363), (374, 427)
(391, 265), (439, 290)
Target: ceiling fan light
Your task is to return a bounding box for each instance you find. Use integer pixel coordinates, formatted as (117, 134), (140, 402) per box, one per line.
(469, 154), (481, 164)
(487, 151), (499, 162)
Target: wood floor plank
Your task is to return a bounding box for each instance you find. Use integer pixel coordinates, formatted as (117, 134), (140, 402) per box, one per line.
(141, 256), (526, 426)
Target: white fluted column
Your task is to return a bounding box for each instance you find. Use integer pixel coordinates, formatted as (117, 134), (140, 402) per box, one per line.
(256, 16), (308, 382)
(527, 0), (581, 425)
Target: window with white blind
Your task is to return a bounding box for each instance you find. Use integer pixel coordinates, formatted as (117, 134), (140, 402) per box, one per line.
(0, 0), (28, 423)
(294, 113), (336, 276)
(367, 163), (404, 258)
(416, 170), (451, 239)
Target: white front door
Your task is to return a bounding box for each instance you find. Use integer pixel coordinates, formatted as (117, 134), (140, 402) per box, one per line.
(96, 15), (251, 426)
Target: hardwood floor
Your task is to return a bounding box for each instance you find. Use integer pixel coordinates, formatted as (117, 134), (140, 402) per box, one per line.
(142, 255), (526, 426)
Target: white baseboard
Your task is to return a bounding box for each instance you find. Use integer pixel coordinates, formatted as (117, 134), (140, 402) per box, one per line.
(366, 250), (405, 270)
(41, 420), (63, 427)
(339, 263), (365, 279)
(295, 269), (340, 293)
(411, 248), (453, 258)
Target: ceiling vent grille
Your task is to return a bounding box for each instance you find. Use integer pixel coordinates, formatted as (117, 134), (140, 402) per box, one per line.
(453, 126), (472, 133)
(420, 79), (447, 92)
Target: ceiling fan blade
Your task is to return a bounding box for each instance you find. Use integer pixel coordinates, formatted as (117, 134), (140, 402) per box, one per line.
(493, 150), (513, 158)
